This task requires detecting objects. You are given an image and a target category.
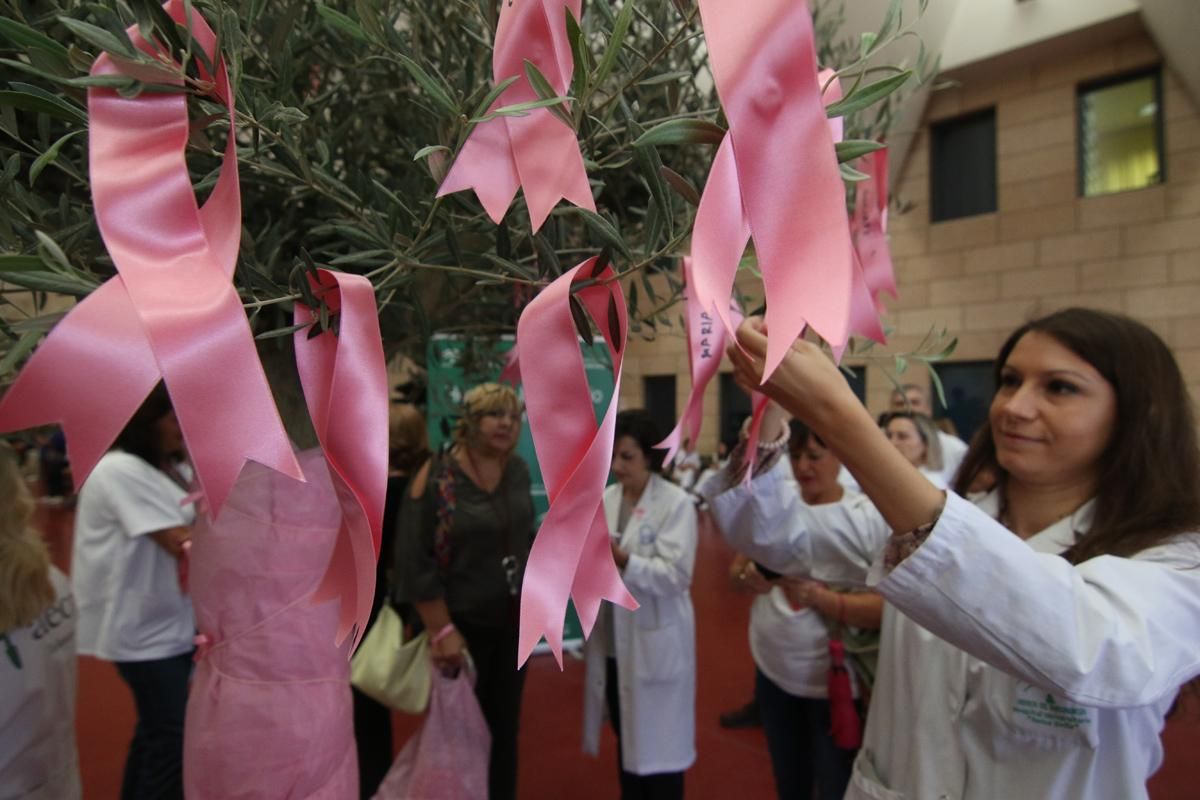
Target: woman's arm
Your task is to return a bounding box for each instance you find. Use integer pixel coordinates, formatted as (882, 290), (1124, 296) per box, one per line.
(880, 492), (1200, 706)
(729, 320), (945, 536)
(706, 456), (890, 586)
(784, 580), (885, 629)
(149, 526), (190, 559)
(394, 459), (466, 668)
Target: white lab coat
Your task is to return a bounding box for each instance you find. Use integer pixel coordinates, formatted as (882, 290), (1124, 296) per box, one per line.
(582, 474), (697, 775)
(707, 458), (1200, 800)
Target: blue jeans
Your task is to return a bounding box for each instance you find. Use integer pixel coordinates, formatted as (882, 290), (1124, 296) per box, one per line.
(115, 652), (193, 800)
(755, 668), (857, 800)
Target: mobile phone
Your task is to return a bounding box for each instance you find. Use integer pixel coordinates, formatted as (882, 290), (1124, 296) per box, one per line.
(754, 561), (783, 581)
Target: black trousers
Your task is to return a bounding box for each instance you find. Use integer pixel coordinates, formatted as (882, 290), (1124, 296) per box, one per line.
(755, 668), (856, 800)
(352, 685), (394, 799)
(459, 620), (527, 800)
(114, 652), (193, 800)
(605, 658), (685, 800)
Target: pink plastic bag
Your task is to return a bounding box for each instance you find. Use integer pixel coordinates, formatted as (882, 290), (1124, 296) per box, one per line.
(373, 667), (491, 800)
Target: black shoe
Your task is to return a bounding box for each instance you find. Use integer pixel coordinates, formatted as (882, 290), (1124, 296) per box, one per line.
(718, 701), (760, 729)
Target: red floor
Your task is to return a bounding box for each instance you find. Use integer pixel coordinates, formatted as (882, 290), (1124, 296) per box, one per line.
(43, 504), (1200, 798)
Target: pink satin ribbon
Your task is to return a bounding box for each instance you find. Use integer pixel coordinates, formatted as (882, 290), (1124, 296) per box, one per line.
(294, 269), (388, 650)
(0, 0), (301, 513)
(852, 147), (897, 309)
(438, 0), (594, 232)
(695, 0), (855, 378)
(514, 258), (637, 667)
(654, 264), (770, 480)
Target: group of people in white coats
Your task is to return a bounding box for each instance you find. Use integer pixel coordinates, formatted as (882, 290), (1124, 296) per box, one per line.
(703, 306), (1200, 799)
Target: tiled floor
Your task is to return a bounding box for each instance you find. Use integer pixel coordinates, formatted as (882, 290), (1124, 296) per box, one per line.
(45, 504), (1199, 798)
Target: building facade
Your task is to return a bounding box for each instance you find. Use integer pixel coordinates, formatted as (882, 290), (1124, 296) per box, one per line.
(621, 1), (1200, 454)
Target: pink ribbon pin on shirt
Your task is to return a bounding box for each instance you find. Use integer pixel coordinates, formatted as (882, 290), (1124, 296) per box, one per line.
(438, 0), (594, 232)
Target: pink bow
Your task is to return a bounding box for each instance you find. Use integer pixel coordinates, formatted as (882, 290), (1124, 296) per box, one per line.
(694, 0), (856, 378)
(514, 258), (637, 667)
(295, 270), (389, 651)
(0, 0), (301, 513)
(437, 0), (594, 232)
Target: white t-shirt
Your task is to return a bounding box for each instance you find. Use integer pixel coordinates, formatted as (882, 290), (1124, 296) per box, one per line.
(0, 568), (81, 800)
(749, 587), (833, 698)
(72, 451), (196, 661)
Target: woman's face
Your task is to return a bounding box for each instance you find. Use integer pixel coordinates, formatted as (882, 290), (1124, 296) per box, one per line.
(789, 438), (842, 504)
(885, 417), (926, 467)
(990, 331), (1116, 489)
(611, 435), (651, 490)
(154, 411), (184, 458)
(472, 406), (522, 455)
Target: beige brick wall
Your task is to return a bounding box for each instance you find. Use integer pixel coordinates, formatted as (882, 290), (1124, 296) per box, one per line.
(621, 30), (1200, 456)
(880, 30), (1200, 412)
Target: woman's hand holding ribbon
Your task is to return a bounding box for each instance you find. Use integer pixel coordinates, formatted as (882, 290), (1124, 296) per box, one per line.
(727, 317), (859, 433)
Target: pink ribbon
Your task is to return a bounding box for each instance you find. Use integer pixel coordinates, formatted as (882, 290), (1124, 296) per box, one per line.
(695, 0), (855, 377)
(654, 256), (774, 487)
(0, 0), (301, 513)
(514, 258), (637, 667)
(437, 0), (594, 232)
(852, 147), (897, 309)
(658, 257), (737, 466)
(294, 270), (388, 650)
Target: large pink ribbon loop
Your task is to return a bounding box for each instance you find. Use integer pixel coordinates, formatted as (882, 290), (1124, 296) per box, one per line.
(438, 0), (594, 232)
(0, 0), (302, 512)
(515, 258), (637, 667)
(294, 270), (389, 650)
(696, 0), (855, 378)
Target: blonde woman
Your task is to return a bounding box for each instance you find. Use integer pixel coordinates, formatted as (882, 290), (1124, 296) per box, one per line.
(0, 442), (80, 799)
(395, 383), (535, 800)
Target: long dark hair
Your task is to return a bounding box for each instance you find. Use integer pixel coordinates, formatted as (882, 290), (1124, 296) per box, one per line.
(113, 384), (178, 470)
(953, 308), (1200, 563)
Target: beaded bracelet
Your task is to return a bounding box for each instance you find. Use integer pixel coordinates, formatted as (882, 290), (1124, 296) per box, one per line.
(755, 425), (791, 453)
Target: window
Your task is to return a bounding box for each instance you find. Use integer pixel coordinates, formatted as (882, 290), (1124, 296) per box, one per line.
(643, 375), (677, 441)
(842, 365), (867, 405)
(932, 360), (995, 444)
(719, 373), (752, 449)
(1078, 69), (1164, 197)
(930, 108), (997, 222)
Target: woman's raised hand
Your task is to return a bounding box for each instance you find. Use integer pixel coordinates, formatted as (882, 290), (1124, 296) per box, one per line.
(727, 317), (858, 430)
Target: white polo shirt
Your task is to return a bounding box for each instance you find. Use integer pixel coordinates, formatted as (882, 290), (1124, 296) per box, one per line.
(72, 451), (196, 662)
(0, 568), (81, 800)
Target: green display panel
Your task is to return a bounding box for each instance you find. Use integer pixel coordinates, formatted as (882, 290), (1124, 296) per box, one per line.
(425, 334), (616, 648)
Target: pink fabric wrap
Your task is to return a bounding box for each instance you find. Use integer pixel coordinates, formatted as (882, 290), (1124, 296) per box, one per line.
(0, 0), (301, 513)
(515, 258), (637, 667)
(184, 449), (357, 799)
(437, 0), (594, 231)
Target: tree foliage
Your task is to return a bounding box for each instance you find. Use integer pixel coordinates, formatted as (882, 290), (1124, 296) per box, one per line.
(0, 0), (932, 375)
